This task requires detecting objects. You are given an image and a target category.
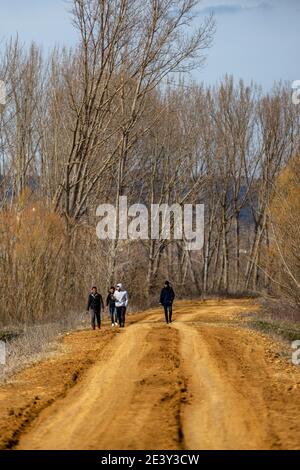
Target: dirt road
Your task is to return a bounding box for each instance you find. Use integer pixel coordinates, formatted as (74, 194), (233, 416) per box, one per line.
(1, 299), (300, 450)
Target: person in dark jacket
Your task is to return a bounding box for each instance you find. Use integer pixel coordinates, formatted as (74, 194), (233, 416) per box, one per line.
(106, 287), (117, 327)
(159, 281), (175, 324)
(86, 286), (104, 330)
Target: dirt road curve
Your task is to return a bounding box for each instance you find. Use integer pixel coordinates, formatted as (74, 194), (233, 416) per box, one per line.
(2, 300), (300, 450)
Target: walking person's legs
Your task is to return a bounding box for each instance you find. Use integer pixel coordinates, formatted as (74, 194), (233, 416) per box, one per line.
(90, 310), (96, 330)
(164, 304), (169, 324)
(121, 306), (126, 327)
(168, 304), (173, 323)
(95, 310), (101, 329)
(116, 306), (122, 326)
(110, 305), (115, 325)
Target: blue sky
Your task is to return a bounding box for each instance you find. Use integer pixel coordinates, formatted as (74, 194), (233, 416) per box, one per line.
(196, 0), (300, 89)
(0, 0), (299, 90)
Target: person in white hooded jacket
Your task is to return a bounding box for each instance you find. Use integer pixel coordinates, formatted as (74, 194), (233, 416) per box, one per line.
(114, 283), (128, 327)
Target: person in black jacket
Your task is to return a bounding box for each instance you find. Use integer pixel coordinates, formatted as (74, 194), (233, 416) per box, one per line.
(159, 281), (175, 324)
(86, 286), (104, 330)
(106, 287), (117, 327)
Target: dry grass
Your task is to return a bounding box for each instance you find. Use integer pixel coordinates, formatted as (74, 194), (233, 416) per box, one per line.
(0, 311), (89, 382)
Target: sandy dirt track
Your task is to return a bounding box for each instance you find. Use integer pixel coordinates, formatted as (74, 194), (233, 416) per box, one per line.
(1, 299), (300, 450)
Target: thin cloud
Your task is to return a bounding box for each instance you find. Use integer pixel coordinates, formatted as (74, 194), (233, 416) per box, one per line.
(198, 2), (273, 16)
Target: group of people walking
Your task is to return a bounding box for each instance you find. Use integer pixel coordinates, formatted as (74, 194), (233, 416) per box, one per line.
(106, 284), (128, 327)
(86, 283), (128, 329)
(86, 280), (175, 330)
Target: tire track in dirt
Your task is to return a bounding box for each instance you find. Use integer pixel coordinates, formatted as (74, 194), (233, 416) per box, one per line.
(174, 304), (300, 450)
(17, 319), (185, 450)
(174, 322), (268, 449)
